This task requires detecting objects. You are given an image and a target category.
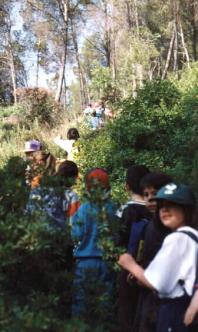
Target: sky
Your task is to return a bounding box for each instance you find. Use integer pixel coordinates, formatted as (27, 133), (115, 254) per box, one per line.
(12, 2), (76, 89)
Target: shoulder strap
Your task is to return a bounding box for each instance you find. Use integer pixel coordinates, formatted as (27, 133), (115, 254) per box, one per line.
(177, 230), (198, 244)
(177, 230), (198, 293)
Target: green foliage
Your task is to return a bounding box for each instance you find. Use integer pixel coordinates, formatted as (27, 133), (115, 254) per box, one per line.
(16, 88), (62, 127)
(78, 77), (198, 197)
(90, 62), (119, 101)
(1, 64), (198, 331)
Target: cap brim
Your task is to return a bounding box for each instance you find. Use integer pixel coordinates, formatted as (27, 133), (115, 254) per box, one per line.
(24, 149), (35, 152)
(149, 196), (195, 206)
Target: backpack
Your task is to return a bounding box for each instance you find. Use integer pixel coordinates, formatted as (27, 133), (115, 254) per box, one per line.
(177, 230), (198, 295)
(128, 218), (149, 263)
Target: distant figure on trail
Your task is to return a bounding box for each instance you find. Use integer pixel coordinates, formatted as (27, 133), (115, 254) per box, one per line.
(83, 103), (93, 116)
(94, 101), (105, 127)
(54, 128), (80, 161)
(90, 110), (100, 130)
(104, 105), (114, 119)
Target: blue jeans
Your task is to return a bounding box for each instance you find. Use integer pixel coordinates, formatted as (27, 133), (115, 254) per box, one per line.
(72, 257), (113, 318)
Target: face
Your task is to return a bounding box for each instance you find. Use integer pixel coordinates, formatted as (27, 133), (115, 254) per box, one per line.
(34, 155), (45, 166)
(25, 151), (35, 161)
(159, 201), (185, 230)
(143, 186), (157, 214)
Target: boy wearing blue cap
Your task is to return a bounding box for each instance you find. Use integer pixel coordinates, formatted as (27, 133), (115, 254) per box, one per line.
(119, 183), (198, 332)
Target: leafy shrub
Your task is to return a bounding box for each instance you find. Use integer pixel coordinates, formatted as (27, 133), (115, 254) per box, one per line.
(77, 78), (198, 199)
(16, 88), (62, 127)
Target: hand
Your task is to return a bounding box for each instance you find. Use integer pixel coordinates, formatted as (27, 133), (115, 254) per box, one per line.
(184, 304), (197, 326)
(127, 273), (135, 282)
(118, 253), (135, 272)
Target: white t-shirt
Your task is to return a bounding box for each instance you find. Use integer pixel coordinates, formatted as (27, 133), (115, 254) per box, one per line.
(144, 226), (198, 298)
(54, 137), (75, 159)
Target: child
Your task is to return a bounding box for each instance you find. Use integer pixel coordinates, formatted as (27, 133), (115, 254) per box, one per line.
(30, 151), (56, 189)
(56, 160), (80, 225)
(132, 171), (173, 332)
(140, 172), (173, 267)
(24, 139), (42, 161)
(116, 165), (151, 332)
(27, 160), (79, 230)
(54, 128), (80, 160)
(23, 139), (42, 186)
(71, 168), (117, 320)
(118, 183), (198, 332)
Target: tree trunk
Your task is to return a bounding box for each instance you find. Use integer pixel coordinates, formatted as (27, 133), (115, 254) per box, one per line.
(190, 0), (198, 60)
(161, 29), (175, 80)
(132, 64), (137, 98)
(55, 0), (69, 102)
(179, 20), (191, 68)
(179, 21), (190, 68)
(9, 50), (17, 104)
(125, 0), (133, 29)
(137, 63), (143, 88)
(55, 46), (67, 102)
(71, 18), (88, 109)
(102, 0), (111, 67)
(36, 49), (39, 86)
(173, 21), (178, 74)
(134, 0), (139, 34)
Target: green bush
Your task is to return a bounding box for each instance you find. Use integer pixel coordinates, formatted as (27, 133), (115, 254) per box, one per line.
(16, 88), (62, 127)
(77, 78), (198, 197)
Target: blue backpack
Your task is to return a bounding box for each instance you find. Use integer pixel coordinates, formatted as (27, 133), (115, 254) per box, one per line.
(127, 218), (149, 263)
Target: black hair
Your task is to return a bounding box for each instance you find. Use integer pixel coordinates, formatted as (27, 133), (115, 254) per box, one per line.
(56, 160), (78, 185)
(126, 165), (150, 195)
(140, 172), (173, 192)
(67, 128), (80, 140)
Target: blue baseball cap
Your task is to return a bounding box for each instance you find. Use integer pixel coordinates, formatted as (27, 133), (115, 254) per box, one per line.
(151, 183), (196, 207)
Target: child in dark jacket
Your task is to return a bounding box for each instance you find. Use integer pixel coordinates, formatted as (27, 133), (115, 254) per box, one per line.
(116, 165), (151, 332)
(71, 168), (117, 321)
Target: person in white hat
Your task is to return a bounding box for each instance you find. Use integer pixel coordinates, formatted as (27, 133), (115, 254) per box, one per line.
(24, 139), (42, 185)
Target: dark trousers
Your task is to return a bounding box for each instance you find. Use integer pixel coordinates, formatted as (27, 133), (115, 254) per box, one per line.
(118, 269), (140, 332)
(157, 296), (195, 332)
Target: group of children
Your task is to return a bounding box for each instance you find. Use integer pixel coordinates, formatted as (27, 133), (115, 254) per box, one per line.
(83, 101), (114, 130)
(23, 135), (198, 331)
(118, 167), (198, 332)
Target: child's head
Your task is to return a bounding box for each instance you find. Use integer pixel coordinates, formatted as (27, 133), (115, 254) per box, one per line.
(125, 165), (150, 195)
(56, 160), (78, 187)
(67, 128), (80, 140)
(24, 139), (42, 161)
(85, 168), (110, 193)
(154, 183), (197, 230)
(32, 151), (56, 176)
(140, 172), (173, 214)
